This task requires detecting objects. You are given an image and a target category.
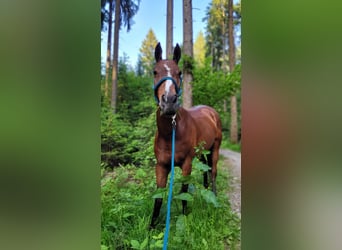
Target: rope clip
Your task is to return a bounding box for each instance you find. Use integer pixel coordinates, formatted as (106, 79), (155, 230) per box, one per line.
(171, 114), (176, 128)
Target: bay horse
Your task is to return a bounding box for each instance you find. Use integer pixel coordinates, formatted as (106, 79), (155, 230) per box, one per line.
(150, 42), (222, 228)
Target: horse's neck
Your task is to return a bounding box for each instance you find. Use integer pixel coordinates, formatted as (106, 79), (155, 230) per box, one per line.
(156, 107), (188, 138)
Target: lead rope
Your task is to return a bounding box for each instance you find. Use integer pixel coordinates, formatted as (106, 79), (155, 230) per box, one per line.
(162, 114), (177, 250)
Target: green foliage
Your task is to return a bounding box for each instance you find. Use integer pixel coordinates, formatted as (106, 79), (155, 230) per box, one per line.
(228, 63), (241, 95)
(152, 188), (167, 199)
(139, 29), (159, 77)
(101, 159), (240, 250)
(192, 158), (211, 172)
(204, 0), (241, 70)
(101, 56), (157, 168)
(204, 0), (228, 70)
(182, 54), (195, 74)
(101, 165), (156, 249)
(101, 0), (140, 32)
(130, 238), (148, 250)
(200, 189), (219, 207)
(194, 31), (206, 67)
(135, 54), (144, 76)
(101, 105), (156, 167)
(119, 0), (140, 32)
(194, 141), (210, 161)
(130, 113), (156, 166)
(174, 192), (194, 202)
(192, 58), (238, 110)
(191, 58), (241, 138)
(221, 134), (241, 152)
(101, 106), (134, 166)
(117, 56), (155, 123)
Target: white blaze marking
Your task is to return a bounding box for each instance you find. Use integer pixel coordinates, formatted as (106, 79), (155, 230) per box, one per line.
(163, 64), (172, 100)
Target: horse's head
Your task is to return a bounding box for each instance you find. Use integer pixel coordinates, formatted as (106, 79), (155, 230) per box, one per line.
(153, 42), (182, 116)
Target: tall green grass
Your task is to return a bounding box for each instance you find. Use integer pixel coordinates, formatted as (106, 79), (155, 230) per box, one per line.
(101, 159), (240, 250)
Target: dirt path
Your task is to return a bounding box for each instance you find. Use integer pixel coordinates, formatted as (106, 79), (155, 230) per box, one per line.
(220, 149), (241, 218)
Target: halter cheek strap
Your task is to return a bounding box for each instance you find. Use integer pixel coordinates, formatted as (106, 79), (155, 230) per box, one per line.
(153, 76), (183, 104)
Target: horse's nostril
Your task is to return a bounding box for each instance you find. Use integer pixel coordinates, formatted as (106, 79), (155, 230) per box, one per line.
(172, 95), (178, 103)
(162, 94), (166, 102)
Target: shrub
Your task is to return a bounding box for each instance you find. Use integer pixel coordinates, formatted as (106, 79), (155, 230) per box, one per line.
(101, 106), (134, 167)
(101, 105), (156, 168)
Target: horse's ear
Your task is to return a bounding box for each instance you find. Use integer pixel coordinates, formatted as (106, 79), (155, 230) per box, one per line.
(155, 42), (162, 62)
(173, 44), (181, 64)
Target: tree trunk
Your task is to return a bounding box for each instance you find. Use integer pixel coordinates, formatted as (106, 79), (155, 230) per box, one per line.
(228, 0), (238, 143)
(105, 0), (113, 100)
(111, 0), (120, 113)
(230, 95), (238, 142)
(221, 2), (228, 73)
(166, 0), (173, 59)
(228, 0), (235, 73)
(182, 0), (193, 108)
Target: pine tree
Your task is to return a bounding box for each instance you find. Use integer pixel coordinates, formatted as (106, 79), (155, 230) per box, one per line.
(110, 0), (140, 112)
(194, 31), (206, 67)
(139, 29), (159, 77)
(204, 0), (241, 143)
(135, 54), (144, 76)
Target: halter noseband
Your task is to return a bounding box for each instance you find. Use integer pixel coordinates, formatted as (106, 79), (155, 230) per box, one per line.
(153, 76), (182, 104)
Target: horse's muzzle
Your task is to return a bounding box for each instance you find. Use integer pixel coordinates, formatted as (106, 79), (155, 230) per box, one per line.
(160, 94), (179, 115)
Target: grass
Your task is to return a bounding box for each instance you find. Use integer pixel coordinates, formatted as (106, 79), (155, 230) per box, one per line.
(220, 134), (241, 152)
(101, 159), (241, 250)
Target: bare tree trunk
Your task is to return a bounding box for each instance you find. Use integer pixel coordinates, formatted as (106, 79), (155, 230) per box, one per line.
(230, 96), (238, 143)
(228, 0), (238, 143)
(228, 0), (235, 73)
(211, 40), (214, 68)
(105, 0), (113, 100)
(221, 3), (228, 132)
(182, 0), (193, 108)
(166, 0), (173, 59)
(111, 0), (120, 113)
(221, 1), (228, 73)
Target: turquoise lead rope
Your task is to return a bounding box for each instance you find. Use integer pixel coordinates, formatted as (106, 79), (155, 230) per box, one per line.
(162, 114), (177, 250)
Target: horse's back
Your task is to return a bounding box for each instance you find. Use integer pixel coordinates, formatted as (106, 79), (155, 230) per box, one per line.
(187, 105), (221, 128)
(186, 105), (222, 148)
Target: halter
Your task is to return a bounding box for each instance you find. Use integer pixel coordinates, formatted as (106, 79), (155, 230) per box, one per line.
(153, 76), (182, 104)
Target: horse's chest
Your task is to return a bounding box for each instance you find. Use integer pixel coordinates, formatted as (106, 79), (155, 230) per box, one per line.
(155, 139), (193, 166)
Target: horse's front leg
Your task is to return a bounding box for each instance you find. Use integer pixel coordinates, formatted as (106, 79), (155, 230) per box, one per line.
(150, 164), (169, 229)
(180, 157), (192, 214)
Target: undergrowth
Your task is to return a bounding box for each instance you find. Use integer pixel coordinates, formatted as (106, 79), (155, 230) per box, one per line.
(220, 135), (241, 152)
(101, 159), (240, 250)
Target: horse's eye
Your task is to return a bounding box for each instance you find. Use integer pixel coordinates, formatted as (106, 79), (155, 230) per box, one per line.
(179, 71), (182, 76)
(153, 70), (157, 75)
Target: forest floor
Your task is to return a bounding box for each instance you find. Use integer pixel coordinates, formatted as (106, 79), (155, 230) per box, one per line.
(220, 149), (241, 218)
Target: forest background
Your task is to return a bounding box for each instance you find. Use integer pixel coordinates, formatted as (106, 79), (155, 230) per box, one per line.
(100, 0), (241, 168)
